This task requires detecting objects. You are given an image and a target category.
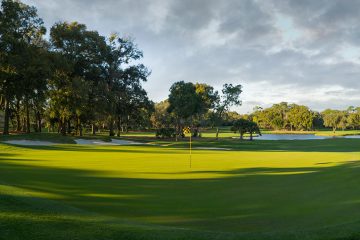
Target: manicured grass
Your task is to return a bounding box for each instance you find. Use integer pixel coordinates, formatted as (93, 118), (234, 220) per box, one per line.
(261, 129), (360, 137)
(0, 137), (360, 239)
(114, 129), (360, 138)
(314, 130), (360, 136)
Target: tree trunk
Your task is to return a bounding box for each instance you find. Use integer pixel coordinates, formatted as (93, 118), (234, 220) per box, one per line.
(77, 116), (82, 136)
(60, 119), (66, 136)
(175, 123), (178, 142)
(3, 99), (10, 135)
(215, 127), (219, 140)
(16, 100), (21, 132)
(91, 124), (96, 135)
(250, 132), (253, 141)
(33, 110), (38, 132)
(116, 116), (121, 137)
(37, 112), (42, 132)
(22, 117), (26, 132)
(240, 132), (244, 140)
(109, 118), (115, 136)
(25, 101), (30, 133)
(67, 120), (71, 134)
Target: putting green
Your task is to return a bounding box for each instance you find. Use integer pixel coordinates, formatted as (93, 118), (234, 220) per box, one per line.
(0, 138), (360, 240)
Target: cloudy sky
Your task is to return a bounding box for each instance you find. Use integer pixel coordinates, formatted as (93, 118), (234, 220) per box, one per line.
(23, 0), (360, 113)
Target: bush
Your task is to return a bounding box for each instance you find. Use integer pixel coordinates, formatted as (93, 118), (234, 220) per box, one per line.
(156, 128), (176, 138)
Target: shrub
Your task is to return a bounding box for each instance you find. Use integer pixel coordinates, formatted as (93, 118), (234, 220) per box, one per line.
(156, 128), (176, 138)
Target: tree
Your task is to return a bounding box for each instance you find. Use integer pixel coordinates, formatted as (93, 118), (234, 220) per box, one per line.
(167, 81), (200, 140)
(193, 83), (219, 136)
(231, 118), (249, 140)
(231, 119), (261, 141)
(214, 84), (242, 139)
(322, 109), (343, 133)
(151, 100), (173, 129)
(0, 0), (46, 134)
(312, 111), (324, 130)
(346, 106), (360, 130)
(246, 121), (261, 141)
(287, 104), (314, 131)
(49, 21), (108, 135)
(104, 34), (151, 136)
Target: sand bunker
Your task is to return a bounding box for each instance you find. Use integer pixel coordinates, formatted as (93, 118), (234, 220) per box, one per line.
(4, 140), (57, 146)
(75, 139), (144, 145)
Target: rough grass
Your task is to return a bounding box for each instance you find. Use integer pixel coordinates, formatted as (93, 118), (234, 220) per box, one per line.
(0, 136), (360, 239)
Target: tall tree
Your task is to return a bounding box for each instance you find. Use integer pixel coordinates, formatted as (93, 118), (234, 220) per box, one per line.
(322, 109), (343, 133)
(167, 81), (200, 140)
(0, 0), (45, 134)
(213, 83), (242, 139)
(287, 104), (314, 131)
(104, 34), (150, 136)
(194, 83), (219, 136)
(49, 21), (107, 135)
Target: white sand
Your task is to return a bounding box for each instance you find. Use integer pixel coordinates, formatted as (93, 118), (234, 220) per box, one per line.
(75, 139), (145, 145)
(4, 140), (57, 146)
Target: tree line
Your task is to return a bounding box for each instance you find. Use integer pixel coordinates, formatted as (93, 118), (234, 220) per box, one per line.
(251, 103), (360, 132)
(0, 0), (152, 136)
(152, 98), (360, 139)
(1, 1), (359, 138)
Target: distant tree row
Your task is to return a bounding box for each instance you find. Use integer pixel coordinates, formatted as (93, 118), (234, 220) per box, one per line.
(251, 103), (360, 132)
(152, 99), (360, 139)
(0, 0), (152, 136)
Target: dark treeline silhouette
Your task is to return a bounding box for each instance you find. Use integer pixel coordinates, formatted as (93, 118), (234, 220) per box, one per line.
(0, 0), (152, 136)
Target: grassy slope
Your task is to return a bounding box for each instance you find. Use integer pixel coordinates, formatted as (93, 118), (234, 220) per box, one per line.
(0, 137), (360, 239)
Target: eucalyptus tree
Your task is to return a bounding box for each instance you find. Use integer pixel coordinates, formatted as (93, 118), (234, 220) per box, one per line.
(213, 84), (242, 139)
(194, 83), (219, 136)
(0, 0), (46, 134)
(104, 34), (151, 136)
(49, 21), (108, 135)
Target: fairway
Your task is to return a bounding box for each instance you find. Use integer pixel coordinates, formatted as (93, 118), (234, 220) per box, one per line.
(1, 138), (360, 239)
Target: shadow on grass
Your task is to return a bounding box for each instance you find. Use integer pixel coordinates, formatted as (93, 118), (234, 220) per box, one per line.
(1, 137), (360, 154)
(1, 149), (360, 240)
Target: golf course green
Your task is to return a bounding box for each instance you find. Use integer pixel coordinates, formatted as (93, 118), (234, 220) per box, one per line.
(0, 136), (360, 240)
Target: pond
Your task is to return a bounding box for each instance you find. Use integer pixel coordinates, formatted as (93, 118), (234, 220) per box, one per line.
(239, 134), (360, 140)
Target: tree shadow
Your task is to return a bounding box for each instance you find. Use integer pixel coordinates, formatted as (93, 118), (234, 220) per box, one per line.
(2, 137), (360, 154)
(191, 138), (360, 152)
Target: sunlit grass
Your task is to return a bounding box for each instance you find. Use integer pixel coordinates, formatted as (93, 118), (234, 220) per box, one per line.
(0, 138), (360, 239)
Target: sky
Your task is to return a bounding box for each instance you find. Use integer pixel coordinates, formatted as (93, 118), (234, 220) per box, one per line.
(23, 0), (360, 113)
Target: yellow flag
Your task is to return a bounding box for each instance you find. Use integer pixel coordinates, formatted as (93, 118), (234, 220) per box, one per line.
(183, 127), (191, 134)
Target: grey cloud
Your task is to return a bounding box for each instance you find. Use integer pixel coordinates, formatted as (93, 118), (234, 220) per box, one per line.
(22, 0), (360, 111)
